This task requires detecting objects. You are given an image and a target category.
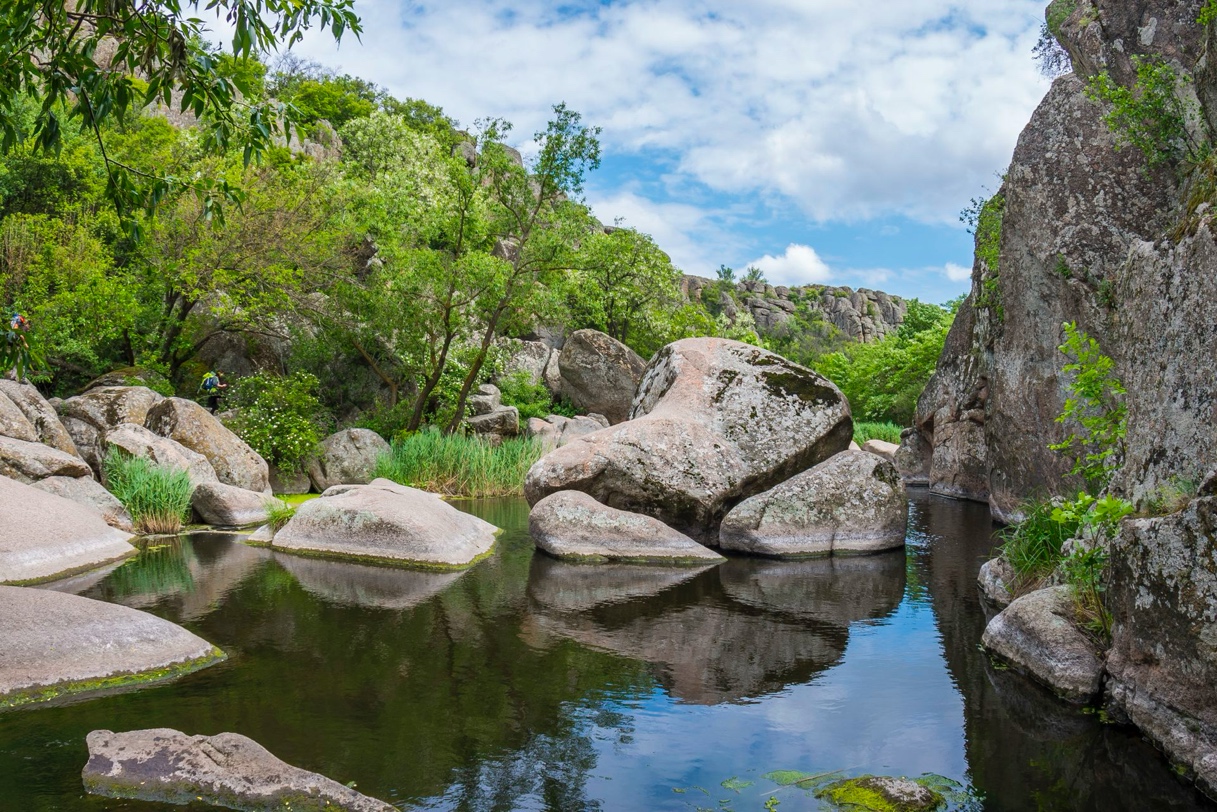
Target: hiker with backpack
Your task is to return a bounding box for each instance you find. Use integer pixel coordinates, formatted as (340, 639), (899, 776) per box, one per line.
(200, 370), (227, 413)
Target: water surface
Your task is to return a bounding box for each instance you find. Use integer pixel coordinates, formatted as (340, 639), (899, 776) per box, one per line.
(1, 491), (1211, 810)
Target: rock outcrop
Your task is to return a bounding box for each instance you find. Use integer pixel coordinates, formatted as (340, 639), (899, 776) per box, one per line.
(83, 729), (395, 811)
(145, 397), (270, 493)
(718, 450), (907, 557)
(272, 479), (497, 568)
(0, 587), (222, 707)
(103, 422), (219, 486)
(0, 476), (135, 584)
(59, 386), (166, 474)
(557, 329), (647, 425)
(526, 337), (852, 542)
(0, 380), (78, 455)
(306, 428), (391, 492)
(529, 490), (724, 563)
(524, 413), (609, 452)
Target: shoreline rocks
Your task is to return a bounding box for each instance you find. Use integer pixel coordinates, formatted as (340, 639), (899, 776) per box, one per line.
(191, 482), (282, 528)
(306, 428), (391, 492)
(0, 435), (92, 483)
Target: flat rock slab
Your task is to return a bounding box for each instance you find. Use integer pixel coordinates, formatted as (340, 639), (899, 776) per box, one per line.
(272, 479), (498, 569)
(192, 482), (281, 528)
(0, 435), (92, 483)
(0, 475), (136, 584)
(31, 475), (135, 533)
(83, 728), (395, 811)
(981, 585), (1104, 703)
(0, 587), (223, 708)
(529, 490), (724, 564)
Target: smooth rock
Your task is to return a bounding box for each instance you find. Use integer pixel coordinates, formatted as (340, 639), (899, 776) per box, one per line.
(0, 380), (78, 455)
(978, 556), (1016, 607)
(145, 398), (270, 493)
(981, 585), (1103, 703)
(466, 406), (520, 438)
(861, 438), (899, 461)
(557, 329), (647, 424)
(273, 479), (497, 568)
(104, 422), (219, 486)
(468, 383), (502, 416)
(719, 451), (908, 557)
(192, 482), (281, 528)
(31, 475), (134, 533)
(0, 476), (135, 584)
(529, 491), (724, 564)
(306, 428), (391, 492)
(59, 386), (166, 473)
(527, 337), (852, 542)
(0, 435), (92, 483)
(82, 728), (395, 811)
(0, 587), (221, 707)
(0, 389), (37, 442)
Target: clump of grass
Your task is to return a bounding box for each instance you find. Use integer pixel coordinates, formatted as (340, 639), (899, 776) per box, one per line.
(998, 499), (1083, 596)
(853, 421), (903, 446)
(373, 431), (544, 498)
(103, 448), (194, 535)
(266, 502), (297, 532)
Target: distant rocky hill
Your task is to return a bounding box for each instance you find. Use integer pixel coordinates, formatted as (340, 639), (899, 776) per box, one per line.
(681, 276), (907, 342)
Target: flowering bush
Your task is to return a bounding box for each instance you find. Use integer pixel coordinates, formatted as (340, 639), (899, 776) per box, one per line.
(227, 372), (327, 475)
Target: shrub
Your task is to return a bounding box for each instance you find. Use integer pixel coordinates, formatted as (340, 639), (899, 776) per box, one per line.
(999, 499), (1082, 594)
(103, 448), (194, 535)
(1085, 55), (1199, 166)
(227, 372), (327, 476)
(373, 431), (543, 498)
(853, 422), (903, 446)
(265, 502), (297, 532)
(1049, 322), (1127, 488)
(495, 370), (554, 421)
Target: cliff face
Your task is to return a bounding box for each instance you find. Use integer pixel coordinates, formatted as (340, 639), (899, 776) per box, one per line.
(903, 0), (1217, 794)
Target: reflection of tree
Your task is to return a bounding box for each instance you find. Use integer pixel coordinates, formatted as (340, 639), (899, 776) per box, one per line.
(103, 539), (197, 600)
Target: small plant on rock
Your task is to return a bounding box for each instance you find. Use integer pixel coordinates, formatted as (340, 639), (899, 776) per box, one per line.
(103, 449), (194, 535)
(1085, 55), (1201, 167)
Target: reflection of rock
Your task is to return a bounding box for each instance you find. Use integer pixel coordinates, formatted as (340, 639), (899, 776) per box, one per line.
(526, 555), (714, 612)
(83, 728), (396, 811)
(277, 554), (465, 610)
(717, 552), (906, 626)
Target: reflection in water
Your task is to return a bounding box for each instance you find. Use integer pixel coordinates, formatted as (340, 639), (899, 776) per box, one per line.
(1, 494), (1212, 811)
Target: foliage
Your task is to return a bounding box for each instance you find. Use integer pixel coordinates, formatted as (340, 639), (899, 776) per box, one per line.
(1, 311), (42, 380)
(1086, 56), (1200, 166)
(0, 0), (359, 224)
(373, 431), (543, 498)
(854, 422), (903, 446)
(1049, 322), (1127, 488)
(103, 448), (194, 534)
(999, 499), (1082, 593)
(972, 193), (1005, 320)
(1201, 0), (1217, 27)
(226, 372), (326, 475)
(1033, 22), (1072, 79)
(265, 502), (296, 531)
(495, 371), (554, 421)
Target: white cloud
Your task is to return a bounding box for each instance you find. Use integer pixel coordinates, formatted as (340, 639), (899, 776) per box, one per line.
(748, 244), (833, 286)
(944, 262), (973, 282)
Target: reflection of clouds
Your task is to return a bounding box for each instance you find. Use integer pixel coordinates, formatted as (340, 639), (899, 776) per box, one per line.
(276, 554), (466, 610)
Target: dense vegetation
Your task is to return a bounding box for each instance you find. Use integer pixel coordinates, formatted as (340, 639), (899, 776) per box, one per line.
(103, 448), (194, 534)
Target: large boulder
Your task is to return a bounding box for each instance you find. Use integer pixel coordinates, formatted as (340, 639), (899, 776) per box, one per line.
(145, 397), (270, 493)
(718, 450), (908, 557)
(525, 413), (609, 452)
(466, 406), (520, 440)
(0, 476), (135, 584)
(526, 338), (852, 542)
(0, 380), (78, 456)
(468, 383), (502, 416)
(191, 482), (281, 528)
(31, 475), (134, 533)
(529, 490), (725, 564)
(83, 729), (395, 811)
(103, 422), (219, 486)
(0, 435), (92, 483)
(0, 388), (38, 442)
(273, 479), (498, 569)
(0, 588), (222, 708)
(306, 428), (391, 492)
(558, 329), (647, 424)
(58, 386), (166, 473)
(981, 585), (1104, 704)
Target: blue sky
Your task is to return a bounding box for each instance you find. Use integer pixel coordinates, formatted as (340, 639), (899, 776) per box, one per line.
(279, 0), (1054, 304)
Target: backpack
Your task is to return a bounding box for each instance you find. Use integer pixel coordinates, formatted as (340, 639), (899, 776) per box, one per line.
(201, 372), (220, 393)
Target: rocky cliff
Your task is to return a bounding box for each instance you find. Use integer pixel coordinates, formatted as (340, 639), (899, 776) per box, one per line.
(902, 0), (1217, 796)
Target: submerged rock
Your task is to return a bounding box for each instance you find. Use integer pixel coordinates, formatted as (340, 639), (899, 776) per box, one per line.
(191, 482), (281, 528)
(817, 775), (944, 812)
(0, 476), (135, 585)
(31, 475), (134, 533)
(307, 428), (391, 492)
(0, 435), (92, 483)
(558, 329), (647, 424)
(82, 728), (395, 811)
(527, 337), (852, 542)
(718, 451), (907, 557)
(0, 587), (222, 708)
(529, 490), (724, 564)
(981, 585), (1103, 704)
(145, 397), (270, 493)
(272, 479), (497, 569)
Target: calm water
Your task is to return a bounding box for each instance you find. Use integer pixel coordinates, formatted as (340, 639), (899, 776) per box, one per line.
(1, 491), (1212, 811)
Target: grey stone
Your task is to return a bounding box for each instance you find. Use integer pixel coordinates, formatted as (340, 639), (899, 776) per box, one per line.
(192, 482), (281, 528)
(468, 383), (502, 416)
(978, 556), (1016, 608)
(145, 397), (270, 493)
(894, 426), (931, 486)
(558, 329), (647, 425)
(59, 386), (166, 473)
(529, 490), (724, 563)
(527, 337), (852, 542)
(718, 450), (908, 557)
(0, 587), (221, 707)
(268, 464), (311, 495)
(306, 428), (391, 492)
(861, 438), (899, 462)
(0, 380), (78, 456)
(524, 414), (608, 452)
(104, 422), (219, 486)
(82, 728), (395, 811)
(466, 406), (520, 438)
(31, 475), (134, 533)
(0, 389), (37, 442)
(0, 435), (92, 483)
(273, 479), (497, 569)
(981, 585), (1103, 704)
(0, 476), (135, 584)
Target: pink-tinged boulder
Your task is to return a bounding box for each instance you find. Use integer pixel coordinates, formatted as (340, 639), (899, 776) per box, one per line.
(59, 386), (166, 473)
(31, 476), (134, 533)
(0, 380), (78, 456)
(0, 435), (92, 484)
(145, 397), (270, 493)
(103, 423), (218, 486)
(558, 329), (648, 425)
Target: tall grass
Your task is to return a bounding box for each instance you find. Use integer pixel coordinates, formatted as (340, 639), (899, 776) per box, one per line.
(853, 421), (903, 446)
(103, 448), (195, 535)
(373, 431), (544, 498)
(998, 499), (1083, 595)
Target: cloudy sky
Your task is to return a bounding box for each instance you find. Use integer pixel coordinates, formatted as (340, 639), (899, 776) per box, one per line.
(280, 0), (1053, 303)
